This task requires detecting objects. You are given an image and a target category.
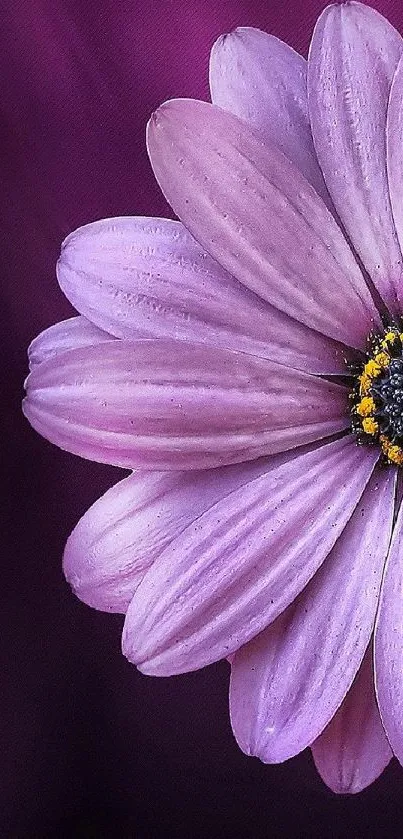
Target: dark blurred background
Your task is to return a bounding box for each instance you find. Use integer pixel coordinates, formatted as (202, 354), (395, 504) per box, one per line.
(3, 0), (403, 835)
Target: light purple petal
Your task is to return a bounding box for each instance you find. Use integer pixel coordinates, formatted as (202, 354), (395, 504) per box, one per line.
(387, 54), (403, 263)
(57, 216), (350, 375)
(209, 27), (330, 205)
(229, 465), (395, 762)
(122, 437), (378, 676)
(23, 339), (349, 471)
(63, 449), (306, 613)
(375, 500), (403, 764)
(312, 647), (392, 794)
(147, 98), (380, 349)
(308, 2), (403, 313)
(28, 316), (115, 370)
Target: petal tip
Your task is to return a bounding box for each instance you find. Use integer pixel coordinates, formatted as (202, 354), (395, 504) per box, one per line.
(146, 100), (183, 148)
(217, 27), (249, 45)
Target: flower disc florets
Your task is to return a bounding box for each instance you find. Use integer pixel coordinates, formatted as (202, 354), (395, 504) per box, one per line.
(351, 327), (403, 465)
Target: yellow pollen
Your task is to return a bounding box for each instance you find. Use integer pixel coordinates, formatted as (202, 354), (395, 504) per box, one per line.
(381, 331), (398, 349)
(359, 358), (383, 396)
(374, 351), (390, 368)
(364, 359), (382, 379)
(386, 446), (403, 465)
(356, 396), (376, 417)
(362, 417), (379, 435)
(359, 373), (372, 395)
(380, 435), (403, 465)
(351, 328), (403, 465)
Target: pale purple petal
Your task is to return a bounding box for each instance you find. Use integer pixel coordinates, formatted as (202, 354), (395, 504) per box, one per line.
(147, 98), (380, 349)
(375, 501), (403, 764)
(57, 216), (350, 375)
(312, 647), (392, 795)
(23, 339), (349, 471)
(387, 54), (403, 262)
(229, 465), (395, 762)
(64, 449), (304, 613)
(308, 2), (403, 313)
(28, 316), (115, 370)
(209, 27), (330, 204)
(122, 437), (378, 676)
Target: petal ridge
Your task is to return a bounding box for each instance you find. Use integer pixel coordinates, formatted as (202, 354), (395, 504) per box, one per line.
(122, 437), (378, 675)
(229, 465), (394, 763)
(308, 1), (403, 312)
(147, 98), (381, 350)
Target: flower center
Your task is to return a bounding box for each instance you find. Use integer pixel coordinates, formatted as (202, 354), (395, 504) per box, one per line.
(351, 327), (403, 466)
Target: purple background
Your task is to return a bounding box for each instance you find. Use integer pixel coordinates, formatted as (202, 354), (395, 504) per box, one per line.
(3, 0), (403, 835)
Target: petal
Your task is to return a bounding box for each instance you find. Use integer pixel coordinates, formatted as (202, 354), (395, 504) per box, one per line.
(209, 27), (330, 205)
(28, 316), (115, 370)
(122, 437), (378, 675)
(23, 339), (349, 471)
(229, 465), (395, 763)
(312, 647), (392, 795)
(308, 2), (403, 313)
(57, 216), (350, 375)
(387, 54), (403, 261)
(147, 98), (380, 349)
(64, 449), (304, 613)
(374, 500), (403, 764)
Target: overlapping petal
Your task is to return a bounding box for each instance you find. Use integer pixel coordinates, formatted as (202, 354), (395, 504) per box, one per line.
(312, 647), (392, 794)
(229, 465), (395, 762)
(122, 437), (378, 676)
(147, 98), (380, 349)
(375, 500), (403, 764)
(23, 339), (349, 471)
(28, 316), (115, 370)
(57, 216), (350, 374)
(63, 452), (296, 613)
(308, 2), (403, 312)
(209, 27), (330, 204)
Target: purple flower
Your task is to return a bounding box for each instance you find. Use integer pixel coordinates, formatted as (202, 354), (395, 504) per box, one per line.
(22, 1), (403, 793)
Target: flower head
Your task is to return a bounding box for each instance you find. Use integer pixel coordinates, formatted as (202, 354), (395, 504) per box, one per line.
(23, 1), (403, 794)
